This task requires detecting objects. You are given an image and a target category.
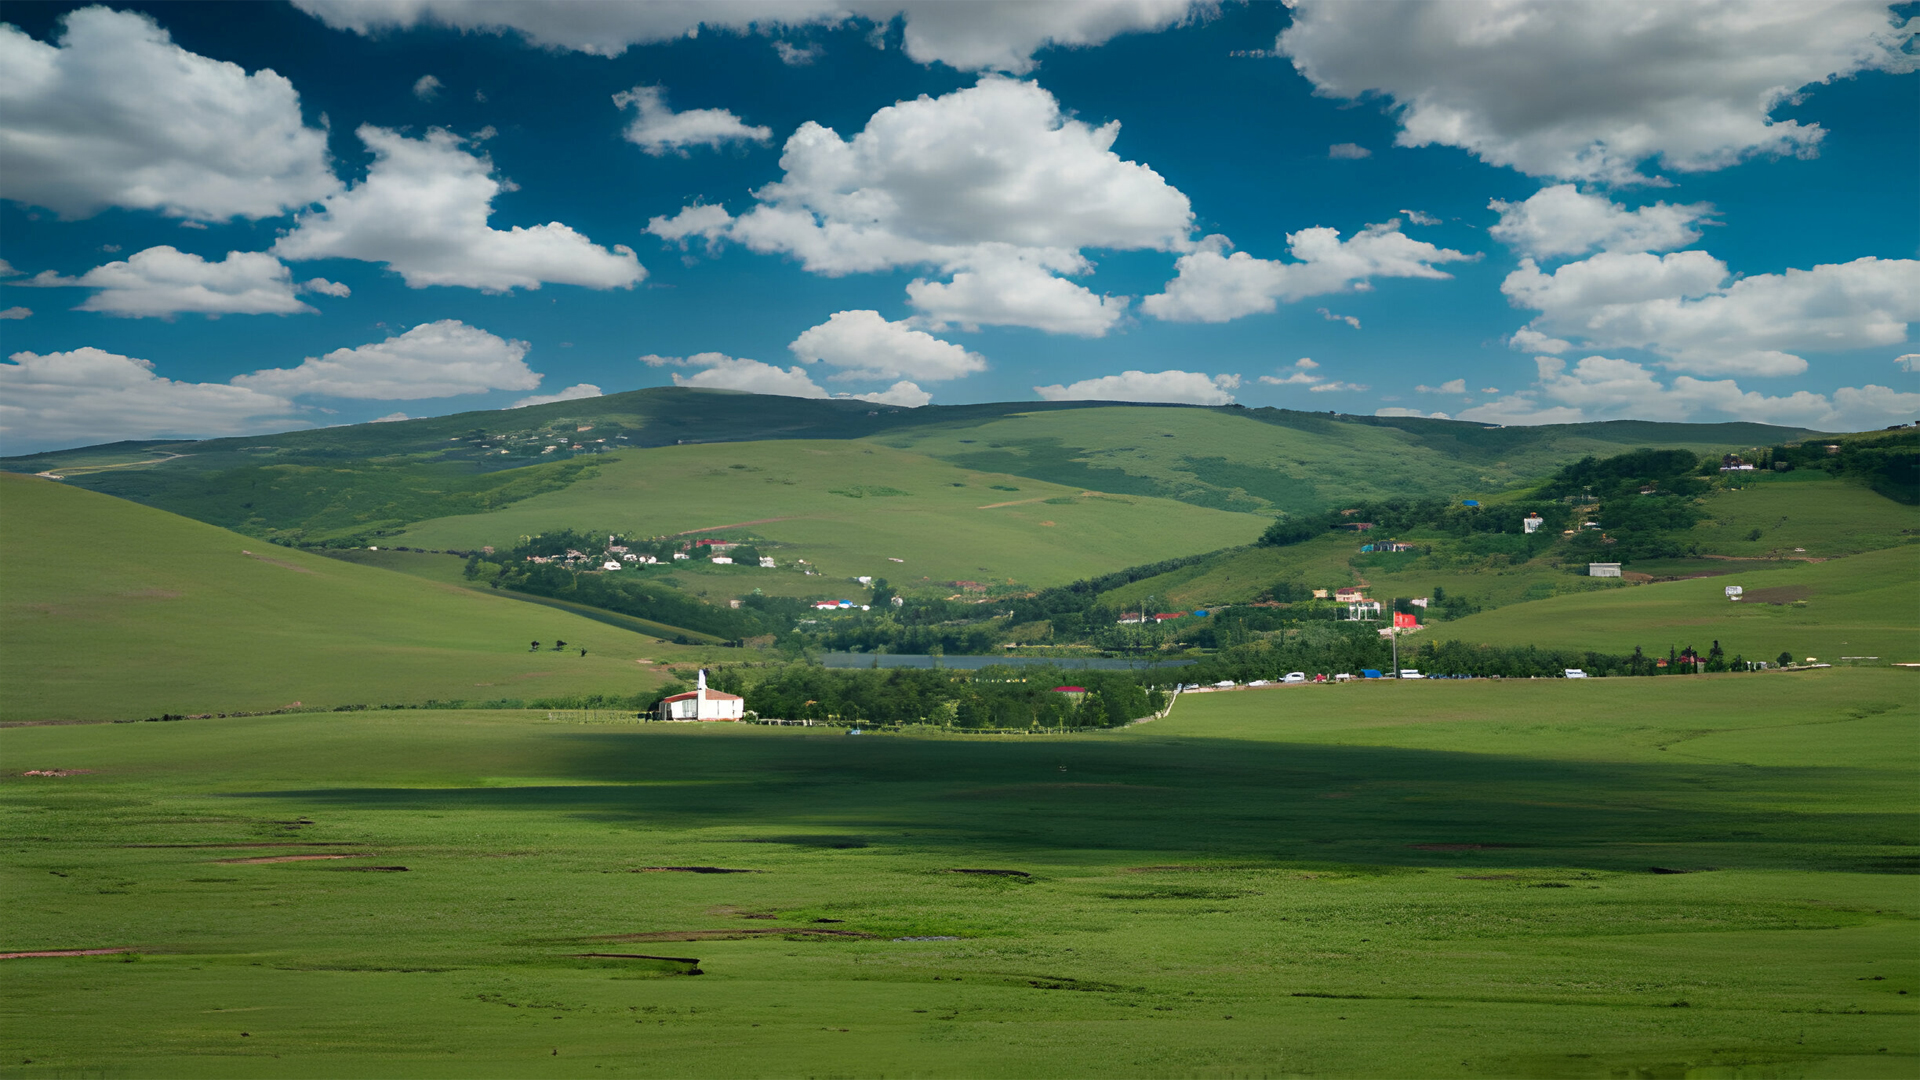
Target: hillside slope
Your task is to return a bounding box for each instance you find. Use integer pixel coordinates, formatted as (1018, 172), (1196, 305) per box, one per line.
(391, 440), (1269, 588)
(0, 475), (677, 722)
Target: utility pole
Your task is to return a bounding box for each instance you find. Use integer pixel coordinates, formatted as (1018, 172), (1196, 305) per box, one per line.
(1390, 602), (1399, 677)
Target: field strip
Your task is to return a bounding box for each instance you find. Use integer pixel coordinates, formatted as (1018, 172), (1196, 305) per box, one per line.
(667, 517), (803, 536)
(1, 948), (135, 959)
(213, 853), (375, 864)
(976, 497), (1051, 509)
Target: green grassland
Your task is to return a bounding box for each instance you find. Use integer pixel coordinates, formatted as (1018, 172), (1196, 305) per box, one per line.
(1438, 545), (1919, 662)
(0, 475), (693, 722)
(1696, 471), (1920, 557)
(2, 670), (1913, 1078)
(391, 440), (1269, 590)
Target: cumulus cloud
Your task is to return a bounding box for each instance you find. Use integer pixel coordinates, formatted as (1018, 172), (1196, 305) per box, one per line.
(1328, 142), (1371, 160)
(1505, 251), (1920, 376)
(1317, 307), (1360, 329)
(788, 310), (986, 382)
(234, 320), (538, 399)
(1458, 354), (1915, 430)
(849, 380), (932, 407)
(301, 277), (350, 297)
(0, 307), (31, 320)
(0, 346), (298, 452)
(658, 352), (829, 398)
(647, 78), (1191, 335)
(1400, 209), (1441, 226)
(512, 383), (603, 408)
(1258, 358), (1324, 386)
(273, 126), (644, 292)
(773, 41), (822, 66)
(1490, 185), (1714, 259)
(1376, 407), (1451, 419)
(412, 74), (442, 100)
(1034, 369), (1240, 405)
(24, 247), (316, 318)
(1896, 354), (1920, 372)
(612, 86), (772, 156)
(0, 7), (340, 221)
(1279, 1), (1916, 184)
(1417, 379), (1467, 394)
(1143, 223), (1474, 323)
(294, 0), (1202, 73)
(1308, 380), (1369, 393)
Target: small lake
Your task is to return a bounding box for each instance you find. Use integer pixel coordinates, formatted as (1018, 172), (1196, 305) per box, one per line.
(820, 653), (1195, 671)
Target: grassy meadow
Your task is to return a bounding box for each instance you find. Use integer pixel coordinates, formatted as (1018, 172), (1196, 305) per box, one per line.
(2, 670), (1914, 1078)
(392, 440), (1270, 589)
(0, 475), (692, 722)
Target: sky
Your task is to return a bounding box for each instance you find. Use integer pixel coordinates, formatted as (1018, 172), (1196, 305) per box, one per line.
(1, 0), (1916, 454)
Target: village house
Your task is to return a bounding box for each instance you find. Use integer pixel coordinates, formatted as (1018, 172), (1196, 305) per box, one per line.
(1589, 562), (1622, 578)
(1344, 599), (1382, 620)
(1334, 586), (1367, 602)
(1719, 454), (1756, 472)
(1523, 513), (1544, 534)
(657, 670), (745, 722)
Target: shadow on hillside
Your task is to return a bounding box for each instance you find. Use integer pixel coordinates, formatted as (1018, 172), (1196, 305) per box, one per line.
(235, 730), (1917, 875)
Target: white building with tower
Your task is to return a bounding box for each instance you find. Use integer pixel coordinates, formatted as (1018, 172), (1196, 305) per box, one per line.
(656, 669), (745, 722)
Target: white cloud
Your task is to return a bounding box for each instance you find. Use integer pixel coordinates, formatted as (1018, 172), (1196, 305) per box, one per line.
(1328, 143), (1371, 160)
(1489, 185), (1714, 259)
(1308, 380), (1368, 393)
(0, 346), (298, 452)
(612, 86), (772, 156)
(1458, 354), (1913, 430)
(412, 74), (442, 100)
(1505, 251), (1920, 377)
(273, 126), (644, 292)
(773, 41), (822, 66)
(1316, 306), (1360, 329)
(372, 412), (410, 422)
(1400, 209), (1441, 226)
(234, 320), (539, 400)
(301, 277), (350, 297)
(294, 0), (1202, 73)
(648, 77), (1191, 335)
(1376, 407), (1451, 419)
(1509, 327), (1573, 354)
(0, 7), (340, 221)
(788, 310), (986, 382)
(849, 380), (932, 407)
(1896, 354), (1920, 372)
(1417, 379), (1467, 394)
(25, 246), (314, 318)
(1143, 224), (1474, 323)
(512, 383), (603, 408)
(1034, 369), (1239, 405)
(1278, 0), (1916, 184)
(904, 248), (1129, 336)
(1480, 386), (1500, 394)
(1258, 357), (1324, 386)
(661, 352), (829, 398)
(0, 307), (30, 320)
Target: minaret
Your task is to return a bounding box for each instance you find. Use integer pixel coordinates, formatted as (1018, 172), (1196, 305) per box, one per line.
(696, 668), (708, 720)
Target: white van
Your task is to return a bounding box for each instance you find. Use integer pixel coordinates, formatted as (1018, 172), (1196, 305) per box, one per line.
(1282, 672), (1307, 684)
(1398, 669), (1424, 679)
(1564, 669), (1589, 679)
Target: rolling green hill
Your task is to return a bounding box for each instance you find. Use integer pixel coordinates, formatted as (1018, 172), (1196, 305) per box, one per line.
(2, 389), (1826, 547)
(390, 439), (1269, 589)
(0, 475), (687, 722)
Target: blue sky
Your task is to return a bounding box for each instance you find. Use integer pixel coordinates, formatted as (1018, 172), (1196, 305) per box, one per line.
(1, 0), (1915, 452)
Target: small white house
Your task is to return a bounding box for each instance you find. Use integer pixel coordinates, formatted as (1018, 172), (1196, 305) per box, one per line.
(657, 670), (745, 722)
(1726, 585), (1744, 600)
(1589, 562), (1622, 578)
(710, 556), (733, 565)
(602, 560), (622, 571)
(1523, 513), (1544, 534)
(759, 557), (777, 568)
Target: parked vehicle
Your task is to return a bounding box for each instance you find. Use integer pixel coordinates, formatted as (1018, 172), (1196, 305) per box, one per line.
(1333, 673), (1353, 682)
(1282, 672), (1307, 684)
(1564, 669), (1589, 678)
(1398, 669), (1425, 679)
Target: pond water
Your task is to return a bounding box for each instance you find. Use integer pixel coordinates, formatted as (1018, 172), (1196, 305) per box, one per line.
(819, 653), (1195, 671)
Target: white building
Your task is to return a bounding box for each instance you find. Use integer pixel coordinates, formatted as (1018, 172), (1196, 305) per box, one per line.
(1523, 513), (1544, 534)
(657, 670), (745, 722)
(1589, 562), (1622, 578)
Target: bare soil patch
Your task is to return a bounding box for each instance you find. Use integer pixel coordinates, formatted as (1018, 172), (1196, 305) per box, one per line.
(575, 952), (701, 964)
(127, 842), (363, 849)
(20, 770), (93, 777)
(215, 853), (374, 864)
(1, 948), (134, 959)
(631, 866), (760, 874)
